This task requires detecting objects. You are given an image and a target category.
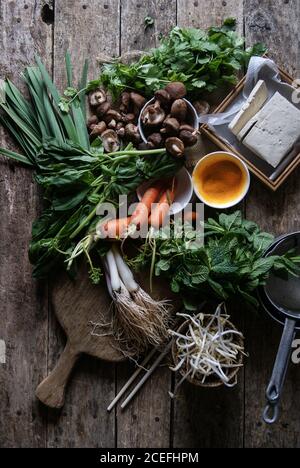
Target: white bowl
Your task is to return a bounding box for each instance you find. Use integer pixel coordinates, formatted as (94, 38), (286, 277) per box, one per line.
(138, 97), (198, 144)
(137, 167), (193, 215)
(192, 151), (250, 209)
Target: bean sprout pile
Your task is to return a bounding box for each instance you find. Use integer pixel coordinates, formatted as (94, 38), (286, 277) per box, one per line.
(170, 304), (245, 396)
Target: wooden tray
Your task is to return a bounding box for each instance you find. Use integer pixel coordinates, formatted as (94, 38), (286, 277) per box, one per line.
(201, 67), (300, 191)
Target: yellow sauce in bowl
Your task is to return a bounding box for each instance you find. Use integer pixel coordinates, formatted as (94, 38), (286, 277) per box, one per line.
(193, 153), (249, 207)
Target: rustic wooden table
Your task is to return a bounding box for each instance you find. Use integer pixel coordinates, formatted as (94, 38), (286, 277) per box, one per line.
(0, 0), (300, 449)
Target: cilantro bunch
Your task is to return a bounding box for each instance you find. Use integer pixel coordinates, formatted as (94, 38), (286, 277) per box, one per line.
(95, 19), (266, 100)
(132, 211), (300, 310)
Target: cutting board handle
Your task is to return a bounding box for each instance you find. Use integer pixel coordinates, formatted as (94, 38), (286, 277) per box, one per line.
(36, 341), (79, 409)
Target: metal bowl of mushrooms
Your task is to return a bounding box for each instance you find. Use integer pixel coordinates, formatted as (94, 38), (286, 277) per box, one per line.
(138, 82), (210, 158)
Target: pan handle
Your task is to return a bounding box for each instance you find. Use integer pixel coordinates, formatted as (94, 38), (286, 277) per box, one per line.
(263, 318), (296, 424)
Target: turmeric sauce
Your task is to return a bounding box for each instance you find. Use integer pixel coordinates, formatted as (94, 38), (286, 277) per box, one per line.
(193, 154), (248, 206)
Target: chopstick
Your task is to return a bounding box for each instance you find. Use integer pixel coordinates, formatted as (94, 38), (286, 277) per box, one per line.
(107, 347), (157, 412)
(120, 341), (173, 410)
(107, 302), (207, 411)
(107, 340), (173, 412)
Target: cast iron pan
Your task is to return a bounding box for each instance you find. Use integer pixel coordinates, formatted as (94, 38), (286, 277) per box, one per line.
(258, 232), (300, 424)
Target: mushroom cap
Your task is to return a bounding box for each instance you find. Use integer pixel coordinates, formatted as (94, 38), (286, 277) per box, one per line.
(165, 137), (185, 158)
(96, 101), (111, 118)
(130, 92), (146, 111)
(125, 123), (140, 143)
(147, 132), (163, 148)
(162, 117), (180, 135)
(121, 91), (131, 108)
(142, 101), (165, 126)
(90, 121), (107, 137)
(105, 109), (122, 122)
(170, 99), (188, 121)
(101, 129), (120, 153)
(154, 89), (171, 107)
(89, 88), (107, 107)
(87, 115), (99, 128)
(179, 130), (198, 147)
(165, 82), (187, 100)
(179, 124), (195, 133)
(122, 113), (136, 124)
(192, 100), (210, 115)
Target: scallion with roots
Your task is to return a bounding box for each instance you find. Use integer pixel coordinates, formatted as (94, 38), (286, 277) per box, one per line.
(104, 244), (172, 356)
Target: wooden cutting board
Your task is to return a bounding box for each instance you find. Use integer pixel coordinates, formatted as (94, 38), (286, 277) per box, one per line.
(36, 263), (181, 409)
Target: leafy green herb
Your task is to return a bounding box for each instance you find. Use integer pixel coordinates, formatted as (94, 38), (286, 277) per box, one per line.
(131, 211), (300, 310)
(91, 19), (267, 100)
(0, 55), (182, 279)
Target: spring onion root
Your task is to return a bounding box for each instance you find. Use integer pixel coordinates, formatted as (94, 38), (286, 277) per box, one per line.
(170, 304), (245, 397)
(104, 245), (172, 356)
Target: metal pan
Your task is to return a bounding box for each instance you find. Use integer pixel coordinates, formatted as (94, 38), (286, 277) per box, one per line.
(258, 232), (300, 424)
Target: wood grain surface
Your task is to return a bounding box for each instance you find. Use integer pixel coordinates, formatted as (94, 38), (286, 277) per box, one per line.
(0, 0), (300, 448)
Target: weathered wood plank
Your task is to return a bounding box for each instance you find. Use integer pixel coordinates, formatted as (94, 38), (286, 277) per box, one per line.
(0, 0), (53, 448)
(46, 0), (120, 448)
(244, 0), (300, 448)
(177, 0), (244, 32)
(120, 0), (176, 53)
(116, 0), (176, 449)
(173, 0), (245, 449)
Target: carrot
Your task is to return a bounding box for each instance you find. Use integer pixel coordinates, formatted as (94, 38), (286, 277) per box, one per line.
(100, 217), (131, 239)
(130, 181), (163, 228)
(149, 178), (176, 230)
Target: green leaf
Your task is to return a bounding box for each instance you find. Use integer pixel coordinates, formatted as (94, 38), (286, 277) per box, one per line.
(191, 79), (206, 89)
(0, 147), (33, 166)
(65, 51), (73, 88)
(79, 59), (89, 119)
(58, 99), (70, 113)
(219, 211), (242, 230)
(208, 278), (228, 299)
(35, 55), (78, 142)
(155, 258), (171, 273)
(64, 87), (77, 98)
(223, 17), (236, 28)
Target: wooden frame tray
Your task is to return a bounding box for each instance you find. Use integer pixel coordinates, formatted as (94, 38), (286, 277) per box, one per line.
(201, 68), (300, 191)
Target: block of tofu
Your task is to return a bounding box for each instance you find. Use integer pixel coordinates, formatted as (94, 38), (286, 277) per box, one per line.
(229, 80), (268, 137)
(242, 92), (300, 167)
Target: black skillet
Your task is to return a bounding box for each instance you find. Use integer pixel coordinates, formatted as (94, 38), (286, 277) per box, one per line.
(258, 232), (300, 424)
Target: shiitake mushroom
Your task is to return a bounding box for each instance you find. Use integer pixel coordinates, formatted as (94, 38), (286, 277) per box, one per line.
(125, 123), (140, 143)
(165, 82), (187, 100)
(154, 89), (171, 108)
(89, 88), (107, 107)
(193, 100), (210, 115)
(179, 130), (198, 147)
(171, 99), (188, 121)
(161, 117), (180, 136)
(147, 132), (163, 148)
(101, 129), (120, 153)
(142, 101), (165, 126)
(90, 121), (107, 139)
(96, 101), (111, 118)
(165, 137), (185, 158)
